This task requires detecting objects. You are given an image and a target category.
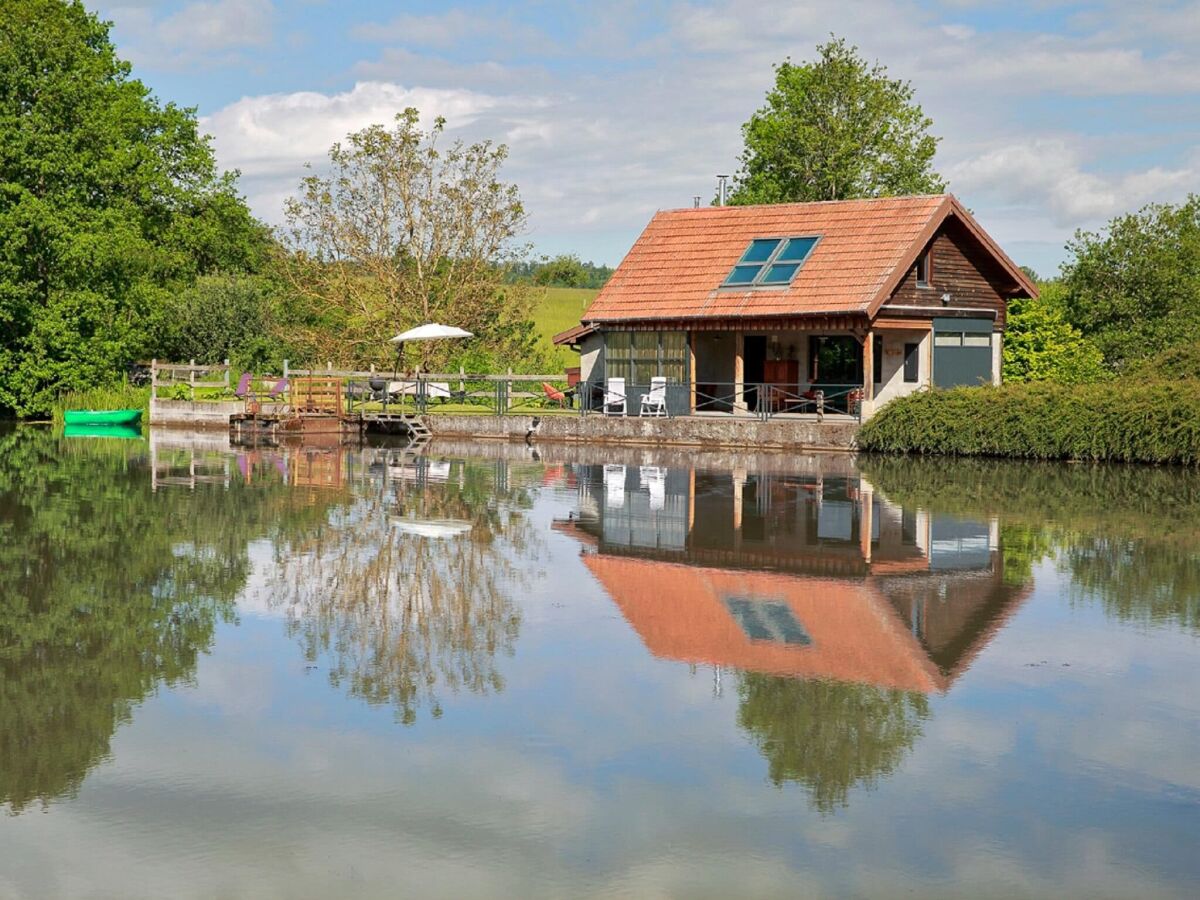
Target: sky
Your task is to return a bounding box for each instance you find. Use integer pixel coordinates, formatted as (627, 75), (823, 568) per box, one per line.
(93, 0), (1200, 277)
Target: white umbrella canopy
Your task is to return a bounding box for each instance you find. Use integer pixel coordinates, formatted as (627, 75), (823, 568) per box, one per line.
(389, 323), (473, 343)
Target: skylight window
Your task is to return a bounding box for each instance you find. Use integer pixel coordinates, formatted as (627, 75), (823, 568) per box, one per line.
(722, 236), (819, 288)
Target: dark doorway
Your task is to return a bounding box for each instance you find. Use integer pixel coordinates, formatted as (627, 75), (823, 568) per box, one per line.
(744, 335), (767, 412)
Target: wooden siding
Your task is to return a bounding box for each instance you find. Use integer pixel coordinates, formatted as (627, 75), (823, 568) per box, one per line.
(884, 219), (1013, 329)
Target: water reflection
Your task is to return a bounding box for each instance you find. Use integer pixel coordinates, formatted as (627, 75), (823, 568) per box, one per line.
(861, 456), (1200, 632)
(258, 447), (535, 724)
(558, 462), (1030, 808)
(0, 428), (336, 813)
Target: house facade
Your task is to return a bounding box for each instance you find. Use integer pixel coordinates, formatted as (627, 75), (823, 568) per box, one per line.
(553, 194), (1036, 419)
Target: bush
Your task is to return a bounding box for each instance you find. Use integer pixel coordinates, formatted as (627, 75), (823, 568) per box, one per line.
(857, 381), (1200, 464)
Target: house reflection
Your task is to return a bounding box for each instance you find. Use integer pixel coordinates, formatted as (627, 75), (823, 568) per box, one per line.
(557, 464), (1029, 694)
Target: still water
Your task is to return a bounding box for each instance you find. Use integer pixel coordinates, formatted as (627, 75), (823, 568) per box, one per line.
(1, 426), (1198, 898)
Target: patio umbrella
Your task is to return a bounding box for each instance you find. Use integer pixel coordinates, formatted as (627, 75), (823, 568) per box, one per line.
(389, 323), (473, 374)
(389, 324), (473, 343)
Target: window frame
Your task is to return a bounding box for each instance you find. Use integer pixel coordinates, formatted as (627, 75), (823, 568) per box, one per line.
(721, 235), (821, 289)
(915, 249), (932, 287)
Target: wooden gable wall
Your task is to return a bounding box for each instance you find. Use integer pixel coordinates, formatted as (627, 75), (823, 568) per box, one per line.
(884, 218), (1016, 329)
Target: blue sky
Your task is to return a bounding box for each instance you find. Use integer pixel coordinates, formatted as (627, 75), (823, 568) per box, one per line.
(95, 1), (1200, 276)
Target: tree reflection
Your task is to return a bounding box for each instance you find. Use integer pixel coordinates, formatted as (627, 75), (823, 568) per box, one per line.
(0, 428), (333, 813)
(736, 673), (930, 813)
(862, 456), (1200, 633)
(266, 459), (533, 724)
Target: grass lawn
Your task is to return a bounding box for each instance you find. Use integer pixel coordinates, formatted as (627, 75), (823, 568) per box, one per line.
(533, 286), (596, 371)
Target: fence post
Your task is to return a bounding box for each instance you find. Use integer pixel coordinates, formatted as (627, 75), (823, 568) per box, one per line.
(283, 359), (289, 380)
(224, 359), (230, 393)
(189, 359), (196, 402)
(150, 359), (157, 402)
(459, 365), (465, 396)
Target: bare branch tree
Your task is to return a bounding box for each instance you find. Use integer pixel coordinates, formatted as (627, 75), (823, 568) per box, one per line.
(278, 109), (534, 370)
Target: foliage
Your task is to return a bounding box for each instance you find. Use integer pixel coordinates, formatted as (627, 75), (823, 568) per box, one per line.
(160, 275), (287, 371)
(1129, 340), (1200, 380)
(1002, 285), (1106, 384)
(858, 380), (1200, 464)
(736, 674), (929, 812)
(509, 256), (613, 289)
(729, 37), (945, 205)
(0, 0), (266, 416)
(278, 108), (536, 371)
(1060, 195), (1200, 371)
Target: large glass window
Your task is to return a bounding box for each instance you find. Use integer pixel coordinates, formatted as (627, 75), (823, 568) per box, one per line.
(722, 236), (819, 288)
(605, 332), (687, 384)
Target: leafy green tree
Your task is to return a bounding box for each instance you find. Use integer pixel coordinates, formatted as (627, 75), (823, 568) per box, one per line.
(0, 0), (266, 416)
(730, 37), (945, 205)
(1060, 195), (1200, 371)
(533, 254), (588, 288)
(737, 674), (930, 812)
(161, 275), (286, 370)
(1002, 286), (1106, 384)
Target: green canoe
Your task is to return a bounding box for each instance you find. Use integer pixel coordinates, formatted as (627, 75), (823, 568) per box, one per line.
(63, 408), (143, 427)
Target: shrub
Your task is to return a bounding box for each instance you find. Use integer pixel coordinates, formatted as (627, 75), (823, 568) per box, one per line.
(858, 380), (1200, 464)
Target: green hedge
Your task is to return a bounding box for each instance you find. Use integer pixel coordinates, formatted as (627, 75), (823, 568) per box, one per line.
(858, 380), (1200, 464)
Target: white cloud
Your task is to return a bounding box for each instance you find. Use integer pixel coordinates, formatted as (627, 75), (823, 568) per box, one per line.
(349, 9), (548, 54)
(103, 0), (276, 68)
(946, 139), (1198, 225)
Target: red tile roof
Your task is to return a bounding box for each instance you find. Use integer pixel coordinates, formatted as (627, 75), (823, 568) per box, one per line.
(582, 194), (1034, 323)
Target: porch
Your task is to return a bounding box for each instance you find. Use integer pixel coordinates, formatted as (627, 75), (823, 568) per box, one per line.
(578, 319), (934, 421)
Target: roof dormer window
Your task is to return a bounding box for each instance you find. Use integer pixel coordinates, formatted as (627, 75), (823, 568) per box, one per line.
(722, 236), (819, 288)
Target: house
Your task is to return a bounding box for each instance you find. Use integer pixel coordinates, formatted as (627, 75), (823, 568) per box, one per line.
(553, 194), (1036, 419)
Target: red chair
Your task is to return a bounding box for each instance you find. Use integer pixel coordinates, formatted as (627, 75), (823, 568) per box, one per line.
(542, 382), (572, 408)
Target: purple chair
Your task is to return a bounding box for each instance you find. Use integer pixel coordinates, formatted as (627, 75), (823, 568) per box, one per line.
(234, 372), (254, 399)
(268, 376), (289, 399)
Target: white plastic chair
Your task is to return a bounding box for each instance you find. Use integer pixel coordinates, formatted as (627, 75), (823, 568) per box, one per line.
(604, 377), (626, 416)
(640, 466), (667, 510)
(640, 377), (668, 417)
(603, 464), (627, 508)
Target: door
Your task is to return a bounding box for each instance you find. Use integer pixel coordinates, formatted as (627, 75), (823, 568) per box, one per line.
(932, 318), (993, 388)
(743, 335), (766, 412)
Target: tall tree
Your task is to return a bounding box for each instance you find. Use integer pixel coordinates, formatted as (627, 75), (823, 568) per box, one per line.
(730, 37), (945, 205)
(278, 109), (535, 371)
(0, 0), (266, 416)
(1059, 195), (1200, 371)
(1002, 285), (1106, 385)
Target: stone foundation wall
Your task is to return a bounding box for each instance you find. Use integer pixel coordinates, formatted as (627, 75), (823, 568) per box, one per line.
(150, 399), (287, 428)
(424, 414), (857, 451)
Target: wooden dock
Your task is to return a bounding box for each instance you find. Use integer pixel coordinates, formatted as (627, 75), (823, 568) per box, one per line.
(229, 375), (432, 446)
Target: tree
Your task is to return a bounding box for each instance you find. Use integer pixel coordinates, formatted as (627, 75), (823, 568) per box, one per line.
(533, 254), (588, 288)
(161, 275), (286, 371)
(1060, 195), (1200, 371)
(1002, 286), (1106, 384)
(729, 37), (945, 205)
(278, 109), (536, 371)
(0, 0), (266, 416)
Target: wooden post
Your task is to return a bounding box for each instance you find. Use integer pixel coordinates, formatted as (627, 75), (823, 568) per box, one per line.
(733, 332), (745, 413)
(863, 332), (874, 401)
(283, 359), (289, 380)
(150, 359), (157, 403)
(687, 331), (697, 414)
(459, 365), (465, 395)
(189, 359), (195, 401)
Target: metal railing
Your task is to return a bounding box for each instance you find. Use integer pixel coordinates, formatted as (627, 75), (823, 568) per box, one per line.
(578, 380), (864, 421)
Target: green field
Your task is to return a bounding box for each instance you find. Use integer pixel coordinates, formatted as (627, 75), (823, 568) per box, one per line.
(533, 287), (596, 370)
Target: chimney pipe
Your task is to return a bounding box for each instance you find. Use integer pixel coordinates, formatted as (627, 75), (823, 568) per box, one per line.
(716, 174), (729, 206)
(693, 196), (701, 208)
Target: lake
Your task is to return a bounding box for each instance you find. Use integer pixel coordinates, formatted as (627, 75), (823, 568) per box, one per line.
(1, 426), (1198, 898)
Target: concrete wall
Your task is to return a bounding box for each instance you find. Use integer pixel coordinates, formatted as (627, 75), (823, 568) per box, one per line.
(151, 399), (287, 428)
(870, 330), (930, 412)
(424, 413), (857, 451)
